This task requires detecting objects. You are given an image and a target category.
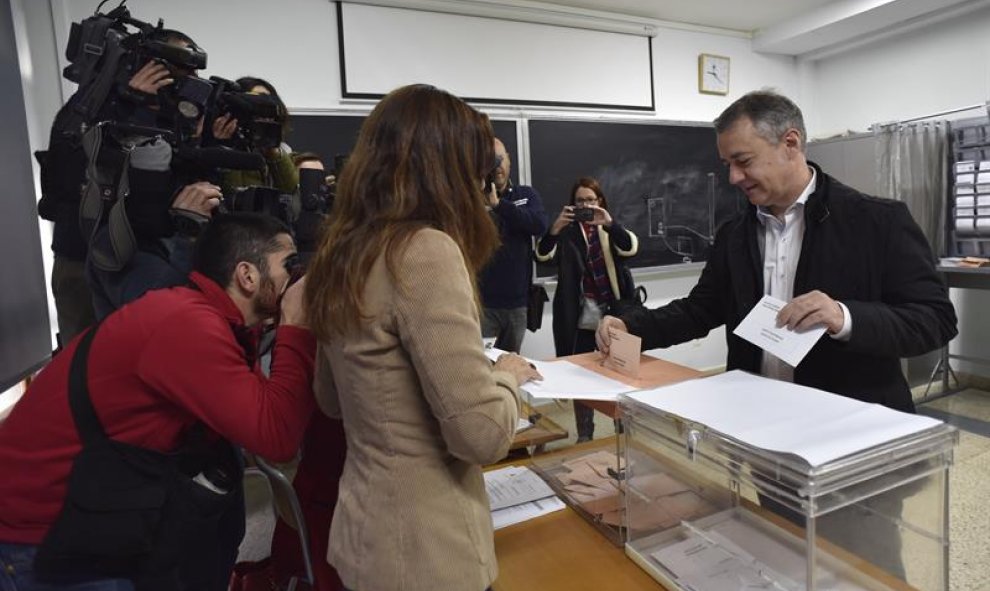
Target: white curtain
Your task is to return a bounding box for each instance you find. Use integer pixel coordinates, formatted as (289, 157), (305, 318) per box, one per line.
(874, 121), (950, 255)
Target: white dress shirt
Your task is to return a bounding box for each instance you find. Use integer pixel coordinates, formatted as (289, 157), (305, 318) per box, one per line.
(756, 168), (851, 382)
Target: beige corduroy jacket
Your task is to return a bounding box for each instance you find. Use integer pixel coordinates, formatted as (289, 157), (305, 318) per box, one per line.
(314, 228), (520, 591)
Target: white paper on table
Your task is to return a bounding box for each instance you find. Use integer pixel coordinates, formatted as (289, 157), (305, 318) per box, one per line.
(484, 465), (556, 511)
(651, 524), (802, 591)
(515, 418), (534, 432)
(483, 349), (633, 401)
(627, 371), (942, 467)
(491, 496), (566, 530)
(733, 295), (826, 367)
(522, 359), (634, 401)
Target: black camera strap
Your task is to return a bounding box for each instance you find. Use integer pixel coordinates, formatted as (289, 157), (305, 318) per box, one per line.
(81, 124), (140, 273)
(66, 325), (109, 449)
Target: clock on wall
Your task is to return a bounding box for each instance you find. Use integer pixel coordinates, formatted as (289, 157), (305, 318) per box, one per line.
(698, 53), (730, 95)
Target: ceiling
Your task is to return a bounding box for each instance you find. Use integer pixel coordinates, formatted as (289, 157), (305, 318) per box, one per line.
(530, 0), (988, 56)
(536, 0), (835, 34)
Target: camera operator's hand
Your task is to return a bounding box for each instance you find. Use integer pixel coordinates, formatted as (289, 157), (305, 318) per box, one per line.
(128, 61), (173, 95)
(587, 205), (613, 227)
(279, 276), (307, 328)
(550, 206), (575, 236)
(172, 182), (222, 218)
(212, 114), (238, 140)
(485, 182), (499, 208)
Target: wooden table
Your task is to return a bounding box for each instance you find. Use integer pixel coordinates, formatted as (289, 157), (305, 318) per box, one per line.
(491, 438), (666, 591)
(510, 409), (568, 454)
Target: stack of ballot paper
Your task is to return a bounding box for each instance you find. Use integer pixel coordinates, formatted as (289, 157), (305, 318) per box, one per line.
(554, 450), (626, 526)
(483, 346), (634, 401)
(627, 370), (942, 467)
(624, 471), (715, 533)
(484, 465), (565, 530)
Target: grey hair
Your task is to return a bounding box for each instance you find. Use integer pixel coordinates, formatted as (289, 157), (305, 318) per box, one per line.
(713, 90), (807, 150)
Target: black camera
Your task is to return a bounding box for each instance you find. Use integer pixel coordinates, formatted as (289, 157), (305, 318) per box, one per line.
(298, 168), (331, 213)
(225, 186), (293, 223)
(573, 207), (595, 223)
(61, 2), (208, 132)
(205, 78), (286, 150)
(483, 155), (503, 197)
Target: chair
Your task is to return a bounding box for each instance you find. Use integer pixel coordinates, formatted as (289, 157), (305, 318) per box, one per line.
(243, 452), (315, 591)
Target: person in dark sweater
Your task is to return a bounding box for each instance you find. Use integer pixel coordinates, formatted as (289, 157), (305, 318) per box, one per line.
(477, 138), (548, 353)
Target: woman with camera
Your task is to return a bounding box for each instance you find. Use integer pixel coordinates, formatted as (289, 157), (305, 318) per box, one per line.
(304, 84), (540, 591)
(536, 177), (639, 442)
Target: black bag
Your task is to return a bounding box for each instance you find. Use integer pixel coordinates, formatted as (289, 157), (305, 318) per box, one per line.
(34, 325), (241, 590)
(526, 283), (549, 332)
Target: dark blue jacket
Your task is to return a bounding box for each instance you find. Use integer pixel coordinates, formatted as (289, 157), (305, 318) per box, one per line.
(479, 184), (548, 309)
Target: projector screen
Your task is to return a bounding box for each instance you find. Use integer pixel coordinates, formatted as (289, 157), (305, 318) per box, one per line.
(338, 2), (655, 110)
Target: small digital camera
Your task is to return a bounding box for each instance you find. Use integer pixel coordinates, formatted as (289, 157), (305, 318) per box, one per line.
(573, 207), (595, 223)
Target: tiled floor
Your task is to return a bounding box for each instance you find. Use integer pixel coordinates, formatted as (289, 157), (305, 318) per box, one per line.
(240, 391), (990, 590)
(918, 389), (990, 591)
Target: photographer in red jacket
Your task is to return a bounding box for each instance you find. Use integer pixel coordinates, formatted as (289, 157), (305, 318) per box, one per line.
(0, 213), (316, 590)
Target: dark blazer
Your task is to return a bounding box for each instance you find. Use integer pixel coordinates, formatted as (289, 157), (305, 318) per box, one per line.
(537, 222), (638, 357)
(622, 164), (957, 412)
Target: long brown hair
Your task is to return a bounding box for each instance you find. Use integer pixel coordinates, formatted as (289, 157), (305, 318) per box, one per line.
(305, 84), (499, 339)
(569, 176), (609, 210)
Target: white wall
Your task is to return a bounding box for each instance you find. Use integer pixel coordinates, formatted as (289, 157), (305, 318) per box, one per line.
(808, 4), (990, 378)
(23, 0), (808, 371)
(24, 0), (984, 376)
(807, 4), (990, 137)
(650, 27), (798, 122)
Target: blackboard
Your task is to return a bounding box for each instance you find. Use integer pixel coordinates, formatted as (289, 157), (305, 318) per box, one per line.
(288, 113), (519, 183)
(528, 119), (746, 278)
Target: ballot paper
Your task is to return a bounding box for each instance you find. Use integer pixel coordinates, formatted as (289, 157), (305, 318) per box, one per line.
(651, 526), (802, 591)
(485, 466), (564, 530)
(491, 496), (565, 530)
(523, 359), (633, 401)
(483, 347), (632, 400)
(604, 329), (641, 378)
(484, 465), (556, 511)
(733, 295), (826, 367)
(627, 370), (942, 467)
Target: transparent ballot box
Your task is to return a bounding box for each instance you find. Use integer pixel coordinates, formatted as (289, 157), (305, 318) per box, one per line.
(529, 437), (626, 545)
(619, 372), (958, 591)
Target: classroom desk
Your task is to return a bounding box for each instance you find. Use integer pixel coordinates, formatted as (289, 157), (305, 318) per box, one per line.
(509, 404), (568, 454)
(926, 265), (990, 399)
(491, 438), (666, 591)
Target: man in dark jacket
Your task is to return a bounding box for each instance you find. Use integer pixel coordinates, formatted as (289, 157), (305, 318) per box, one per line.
(478, 138), (548, 352)
(596, 90), (957, 578)
(598, 90), (956, 412)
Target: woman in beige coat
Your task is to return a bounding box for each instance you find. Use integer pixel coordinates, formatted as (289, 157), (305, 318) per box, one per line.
(304, 84), (540, 591)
